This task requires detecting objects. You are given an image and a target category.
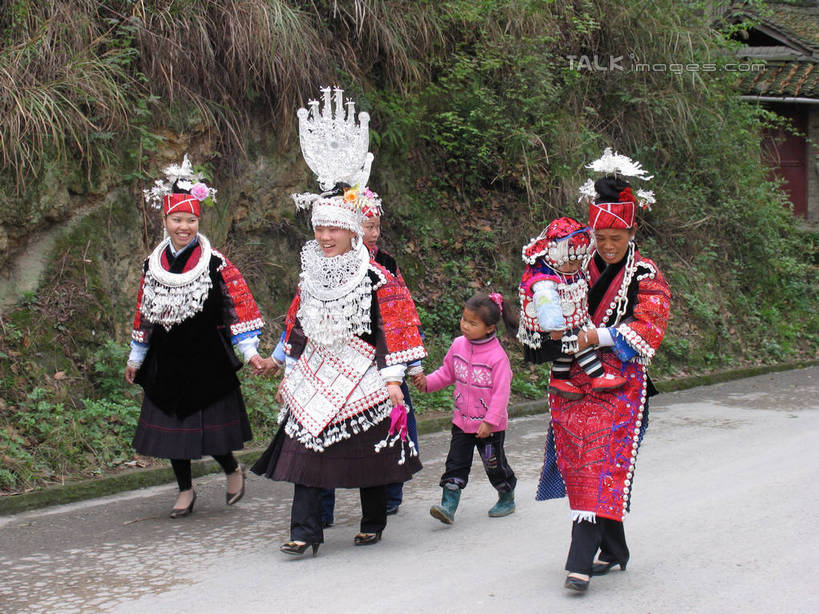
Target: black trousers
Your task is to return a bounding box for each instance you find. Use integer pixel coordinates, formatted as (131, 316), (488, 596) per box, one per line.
(170, 453), (238, 491)
(440, 425), (517, 493)
(565, 517), (630, 575)
(290, 483), (387, 543)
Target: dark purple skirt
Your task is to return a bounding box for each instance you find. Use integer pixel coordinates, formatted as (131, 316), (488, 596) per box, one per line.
(252, 415), (421, 489)
(132, 387), (252, 459)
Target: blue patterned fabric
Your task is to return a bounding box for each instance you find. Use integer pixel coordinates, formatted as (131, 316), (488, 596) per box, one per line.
(230, 329), (262, 345)
(535, 424), (566, 501)
(610, 327), (639, 362)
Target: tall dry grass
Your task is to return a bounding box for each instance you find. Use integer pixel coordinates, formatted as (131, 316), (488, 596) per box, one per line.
(0, 1), (139, 184)
(0, 0), (448, 186)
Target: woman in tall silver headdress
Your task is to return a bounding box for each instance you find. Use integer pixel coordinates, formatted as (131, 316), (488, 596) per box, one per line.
(252, 88), (425, 556)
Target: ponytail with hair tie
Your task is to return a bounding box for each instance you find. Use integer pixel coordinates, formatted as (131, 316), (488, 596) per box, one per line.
(466, 292), (519, 341)
(489, 292), (504, 314)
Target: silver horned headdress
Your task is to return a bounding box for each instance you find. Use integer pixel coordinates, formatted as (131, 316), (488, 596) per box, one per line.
(298, 87), (373, 191)
(292, 87), (374, 236)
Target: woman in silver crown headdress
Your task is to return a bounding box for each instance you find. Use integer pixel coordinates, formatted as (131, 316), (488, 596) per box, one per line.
(252, 89), (425, 556)
(125, 155), (266, 518)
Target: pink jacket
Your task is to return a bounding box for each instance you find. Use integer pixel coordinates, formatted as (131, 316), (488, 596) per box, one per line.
(425, 334), (512, 433)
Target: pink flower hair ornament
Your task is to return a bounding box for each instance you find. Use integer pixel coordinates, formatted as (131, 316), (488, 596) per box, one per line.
(190, 182), (211, 201)
(489, 292), (504, 314)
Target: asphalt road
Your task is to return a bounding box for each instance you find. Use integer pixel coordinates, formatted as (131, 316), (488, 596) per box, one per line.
(2, 366), (817, 614)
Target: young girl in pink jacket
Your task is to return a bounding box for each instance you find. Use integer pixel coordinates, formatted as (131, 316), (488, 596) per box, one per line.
(412, 293), (518, 523)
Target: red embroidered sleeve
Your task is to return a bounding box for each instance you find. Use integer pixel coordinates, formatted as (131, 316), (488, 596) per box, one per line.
(213, 250), (264, 339)
(131, 266), (154, 344)
(282, 290), (302, 353)
(615, 260), (670, 363)
(373, 263), (427, 366)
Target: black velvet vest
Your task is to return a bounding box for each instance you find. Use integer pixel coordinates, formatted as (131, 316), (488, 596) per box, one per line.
(135, 245), (242, 417)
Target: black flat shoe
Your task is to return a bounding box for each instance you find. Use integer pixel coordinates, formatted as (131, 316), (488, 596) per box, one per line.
(564, 574), (590, 592)
(280, 541), (320, 557)
(386, 505), (399, 516)
(169, 490), (196, 519)
(591, 559), (628, 576)
(353, 531), (382, 546)
(226, 465), (246, 505)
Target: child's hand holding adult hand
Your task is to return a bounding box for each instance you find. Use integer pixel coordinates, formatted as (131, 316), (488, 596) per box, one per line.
(476, 422), (492, 438)
(412, 373), (427, 392)
(549, 330), (564, 341)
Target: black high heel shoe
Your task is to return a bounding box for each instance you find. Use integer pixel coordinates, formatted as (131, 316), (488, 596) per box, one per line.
(226, 465), (246, 505)
(280, 541), (320, 557)
(564, 573), (590, 592)
(591, 559), (628, 576)
(169, 490), (196, 519)
(353, 531), (382, 546)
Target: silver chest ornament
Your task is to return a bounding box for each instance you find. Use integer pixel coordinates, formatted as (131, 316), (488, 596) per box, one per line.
(557, 276), (591, 354)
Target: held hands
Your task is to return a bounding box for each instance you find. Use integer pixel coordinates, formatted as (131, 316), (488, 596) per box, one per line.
(549, 330), (564, 341)
(251, 356), (281, 377)
(411, 373), (427, 393)
(476, 421), (492, 439)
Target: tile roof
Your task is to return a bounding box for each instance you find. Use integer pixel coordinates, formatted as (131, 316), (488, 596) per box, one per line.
(736, 59), (818, 97)
(732, 2), (818, 98)
(762, 1), (819, 50)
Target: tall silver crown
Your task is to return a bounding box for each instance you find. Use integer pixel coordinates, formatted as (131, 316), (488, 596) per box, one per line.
(297, 87), (373, 192)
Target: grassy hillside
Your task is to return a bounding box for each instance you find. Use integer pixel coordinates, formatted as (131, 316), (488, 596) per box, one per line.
(0, 0), (816, 493)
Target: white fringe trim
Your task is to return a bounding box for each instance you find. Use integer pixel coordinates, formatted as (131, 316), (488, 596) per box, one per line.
(570, 509), (598, 523)
(283, 400), (391, 453)
(374, 429), (419, 466)
(517, 324), (543, 349)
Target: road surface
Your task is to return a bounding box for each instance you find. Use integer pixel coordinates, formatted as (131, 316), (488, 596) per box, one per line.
(1, 367), (817, 613)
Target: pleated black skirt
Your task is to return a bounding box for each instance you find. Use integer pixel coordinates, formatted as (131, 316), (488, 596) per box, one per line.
(252, 415), (422, 489)
(132, 387), (252, 459)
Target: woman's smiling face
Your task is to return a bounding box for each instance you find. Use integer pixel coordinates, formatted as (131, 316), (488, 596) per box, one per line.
(314, 225), (356, 257)
(164, 213), (199, 251)
(594, 228), (634, 264)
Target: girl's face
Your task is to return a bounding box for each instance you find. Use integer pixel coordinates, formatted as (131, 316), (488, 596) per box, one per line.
(362, 216), (381, 249)
(164, 213), (199, 251)
(594, 228), (635, 264)
(555, 260), (582, 274)
(314, 225), (355, 257)
(460, 307), (495, 341)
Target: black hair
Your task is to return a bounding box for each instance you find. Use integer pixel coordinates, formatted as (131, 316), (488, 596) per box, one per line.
(464, 293), (519, 340)
(594, 176), (631, 203)
(320, 182), (351, 198)
(171, 179), (191, 195)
